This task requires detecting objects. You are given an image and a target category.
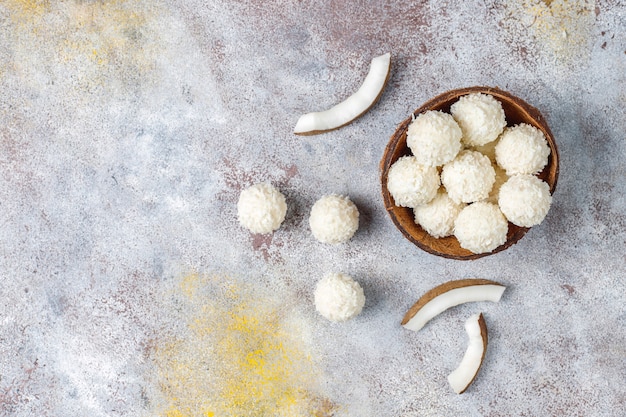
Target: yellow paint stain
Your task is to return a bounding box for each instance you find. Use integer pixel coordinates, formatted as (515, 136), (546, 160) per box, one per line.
(2, 0), (161, 91)
(151, 274), (337, 417)
(4, 0), (50, 25)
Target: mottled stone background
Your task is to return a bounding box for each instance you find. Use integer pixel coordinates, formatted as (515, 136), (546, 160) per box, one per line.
(0, 0), (624, 416)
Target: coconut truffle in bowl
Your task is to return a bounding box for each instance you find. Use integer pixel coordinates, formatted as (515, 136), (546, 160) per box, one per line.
(406, 110), (462, 167)
(441, 150), (496, 204)
(309, 194), (359, 244)
(451, 93), (507, 147)
(381, 86), (559, 260)
(387, 156), (440, 208)
(414, 189), (465, 238)
(237, 183), (287, 234)
(498, 174), (552, 227)
(495, 123), (551, 175)
(454, 202), (508, 254)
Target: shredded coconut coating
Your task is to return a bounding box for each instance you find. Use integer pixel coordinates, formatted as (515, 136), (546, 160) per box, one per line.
(237, 182), (287, 234)
(485, 164), (509, 205)
(498, 174), (552, 227)
(495, 123), (551, 175)
(414, 189), (465, 238)
(406, 110), (462, 167)
(309, 194), (359, 244)
(387, 156), (440, 208)
(454, 202), (508, 254)
(441, 150), (496, 204)
(451, 93), (507, 147)
(314, 272), (365, 322)
(469, 137), (498, 163)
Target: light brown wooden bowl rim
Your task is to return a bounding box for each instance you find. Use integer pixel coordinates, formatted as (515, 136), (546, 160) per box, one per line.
(380, 86), (560, 260)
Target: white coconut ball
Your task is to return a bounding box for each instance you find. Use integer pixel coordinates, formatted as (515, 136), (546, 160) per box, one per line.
(406, 110), (462, 167)
(441, 150), (496, 204)
(498, 174), (552, 227)
(314, 273), (365, 322)
(309, 194), (359, 244)
(454, 202), (508, 254)
(414, 189), (465, 238)
(387, 156), (440, 208)
(237, 182), (287, 234)
(495, 123), (551, 175)
(450, 93), (507, 147)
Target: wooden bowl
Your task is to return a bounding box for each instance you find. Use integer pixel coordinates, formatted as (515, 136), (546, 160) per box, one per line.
(380, 86), (559, 260)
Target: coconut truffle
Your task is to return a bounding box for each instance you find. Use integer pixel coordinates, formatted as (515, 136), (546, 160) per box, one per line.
(451, 93), (507, 147)
(498, 174), (552, 227)
(407, 110), (462, 167)
(441, 150), (496, 204)
(414, 189), (465, 238)
(454, 202), (508, 254)
(495, 123), (551, 175)
(309, 194), (359, 244)
(237, 183), (287, 234)
(314, 273), (365, 322)
(387, 156), (440, 208)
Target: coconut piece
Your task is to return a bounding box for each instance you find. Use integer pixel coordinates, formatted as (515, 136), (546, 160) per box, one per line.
(401, 279), (505, 332)
(294, 53), (391, 135)
(447, 313), (488, 394)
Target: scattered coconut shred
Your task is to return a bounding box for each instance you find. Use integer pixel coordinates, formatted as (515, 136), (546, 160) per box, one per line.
(387, 92), (553, 254)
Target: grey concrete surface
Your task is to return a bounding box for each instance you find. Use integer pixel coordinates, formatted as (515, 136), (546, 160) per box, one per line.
(0, 1), (624, 416)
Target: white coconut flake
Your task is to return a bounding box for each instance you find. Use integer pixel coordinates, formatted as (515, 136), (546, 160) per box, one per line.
(454, 202), (508, 254)
(447, 313), (487, 394)
(387, 156), (440, 208)
(407, 110), (462, 167)
(294, 53), (391, 134)
(495, 123), (551, 175)
(498, 174), (552, 227)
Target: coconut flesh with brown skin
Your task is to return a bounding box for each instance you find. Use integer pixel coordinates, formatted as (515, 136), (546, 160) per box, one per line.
(447, 313), (488, 394)
(401, 279), (505, 332)
(293, 53), (391, 135)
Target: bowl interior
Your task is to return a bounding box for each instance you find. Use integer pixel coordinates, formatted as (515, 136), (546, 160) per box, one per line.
(380, 86), (559, 260)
